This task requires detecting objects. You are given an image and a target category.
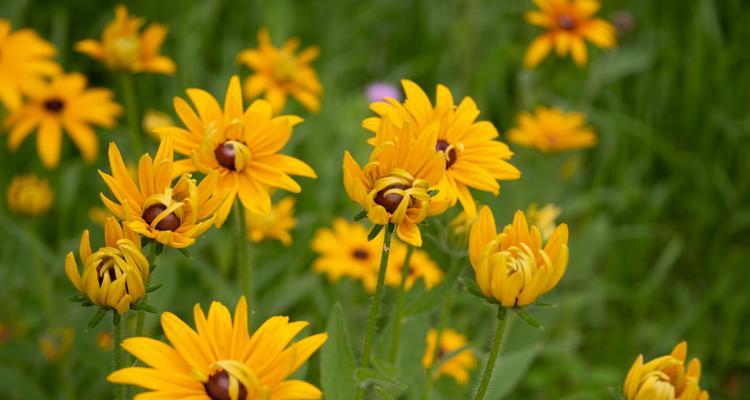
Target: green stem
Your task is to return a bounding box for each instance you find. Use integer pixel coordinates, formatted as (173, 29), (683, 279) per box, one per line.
(356, 223), (395, 400)
(234, 201), (252, 305)
(119, 73), (142, 157)
(135, 241), (157, 337)
(473, 307), (509, 400)
(388, 245), (414, 363)
(112, 313), (125, 400)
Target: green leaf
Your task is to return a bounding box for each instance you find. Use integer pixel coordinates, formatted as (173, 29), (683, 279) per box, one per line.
(146, 283), (163, 293)
(87, 308), (108, 331)
(484, 344), (542, 399)
(459, 277), (485, 299)
(353, 210), (367, 221)
(68, 294), (87, 302)
(320, 303), (357, 400)
(405, 259), (464, 316)
(608, 387), (627, 400)
(514, 307), (543, 330)
(112, 311), (121, 327)
(368, 224), (384, 241)
(133, 302), (159, 314)
(178, 247), (192, 258)
(374, 385), (395, 400)
(354, 367), (407, 391)
(154, 242), (165, 255)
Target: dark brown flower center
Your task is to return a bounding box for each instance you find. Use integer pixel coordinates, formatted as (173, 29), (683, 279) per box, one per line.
(204, 371), (247, 400)
(142, 204), (181, 231)
(352, 248), (370, 260)
(375, 184), (408, 214)
(435, 140), (457, 169)
(215, 143), (236, 171)
(97, 262), (118, 285)
(558, 15), (576, 30)
(44, 98), (65, 113)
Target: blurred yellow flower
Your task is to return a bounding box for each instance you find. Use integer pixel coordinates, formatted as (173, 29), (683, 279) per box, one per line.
(343, 116), (448, 247)
(469, 207), (569, 307)
(624, 341), (709, 400)
(141, 109), (174, 140)
(363, 80), (520, 217)
(245, 196), (296, 246)
(75, 5), (175, 74)
(450, 210), (478, 238)
(508, 106), (596, 153)
(39, 327), (75, 362)
(162, 75), (316, 227)
(96, 331), (113, 351)
(237, 28), (322, 113)
(526, 202), (561, 240)
(6, 174), (53, 216)
(524, 0), (616, 68)
(379, 246), (443, 292)
(65, 217), (149, 315)
(4, 72), (122, 168)
(422, 328), (477, 384)
(99, 136), (225, 248)
(88, 206), (112, 225)
(109, 296), (328, 399)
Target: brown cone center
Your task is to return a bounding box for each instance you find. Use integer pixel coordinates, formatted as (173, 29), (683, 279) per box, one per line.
(558, 15), (575, 30)
(215, 143), (237, 171)
(96, 262), (118, 285)
(352, 248), (370, 260)
(204, 370), (248, 400)
(375, 184), (408, 214)
(44, 98), (65, 113)
(142, 204), (181, 231)
(435, 140), (457, 169)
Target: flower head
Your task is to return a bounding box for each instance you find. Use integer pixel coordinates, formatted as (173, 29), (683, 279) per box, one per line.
(469, 207), (569, 307)
(624, 341), (709, 400)
(526, 202), (561, 240)
(142, 109), (175, 140)
(64, 217), (149, 315)
(108, 296), (328, 399)
(524, 0), (616, 68)
(99, 135), (225, 248)
(162, 75), (316, 227)
(237, 28), (322, 113)
(6, 174), (53, 216)
(245, 196), (296, 246)
(363, 80), (520, 217)
(4, 72), (122, 168)
(379, 246), (443, 292)
(75, 5), (175, 74)
(422, 328), (477, 384)
(508, 106), (596, 153)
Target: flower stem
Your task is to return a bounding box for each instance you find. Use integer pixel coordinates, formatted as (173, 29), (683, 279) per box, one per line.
(135, 241), (157, 337)
(473, 307), (509, 400)
(388, 245), (414, 363)
(119, 73), (142, 157)
(234, 201), (252, 305)
(112, 312), (125, 400)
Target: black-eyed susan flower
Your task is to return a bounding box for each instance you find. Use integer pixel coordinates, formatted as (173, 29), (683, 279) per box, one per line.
(75, 5), (175, 74)
(108, 296), (328, 399)
(237, 28), (322, 113)
(245, 196), (296, 246)
(624, 341), (709, 400)
(469, 206), (569, 307)
(311, 218), (382, 284)
(99, 135), (225, 248)
(508, 106), (596, 153)
(524, 0), (616, 68)
(422, 328), (477, 384)
(6, 174), (53, 216)
(161, 75), (316, 227)
(379, 246), (443, 292)
(0, 19), (60, 110)
(344, 116), (447, 247)
(526, 202), (561, 241)
(4, 72), (122, 168)
(363, 80), (520, 217)
(65, 217), (149, 315)
(142, 109), (175, 140)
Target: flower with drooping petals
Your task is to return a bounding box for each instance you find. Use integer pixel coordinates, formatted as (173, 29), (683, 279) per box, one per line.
(624, 341), (709, 400)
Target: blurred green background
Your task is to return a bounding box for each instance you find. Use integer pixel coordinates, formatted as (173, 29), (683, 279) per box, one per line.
(1, 0), (749, 399)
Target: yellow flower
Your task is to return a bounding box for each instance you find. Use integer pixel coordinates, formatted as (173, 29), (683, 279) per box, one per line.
(624, 341), (709, 400)
(450, 210), (477, 238)
(99, 135), (225, 248)
(344, 116), (448, 247)
(39, 327), (75, 363)
(508, 106), (596, 153)
(422, 328), (477, 384)
(246, 196), (296, 246)
(4, 72), (122, 168)
(96, 331), (114, 351)
(162, 75), (316, 227)
(526, 202), (561, 240)
(379, 246), (443, 292)
(363, 80), (520, 217)
(6, 174), (53, 216)
(75, 5), (175, 74)
(0, 20), (60, 110)
(108, 296), (328, 400)
(88, 206), (112, 225)
(142, 109), (175, 140)
(469, 207), (569, 307)
(64, 217), (149, 315)
(524, 0), (616, 68)
(237, 28), (322, 113)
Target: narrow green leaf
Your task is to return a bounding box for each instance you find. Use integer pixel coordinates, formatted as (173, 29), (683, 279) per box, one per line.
(514, 307), (543, 330)
(112, 311), (121, 327)
(459, 277), (485, 299)
(178, 247), (192, 258)
(374, 385), (395, 400)
(146, 284), (163, 293)
(320, 303), (357, 400)
(368, 224), (384, 241)
(87, 308), (108, 331)
(354, 367), (407, 390)
(353, 210), (367, 221)
(68, 294), (86, 302)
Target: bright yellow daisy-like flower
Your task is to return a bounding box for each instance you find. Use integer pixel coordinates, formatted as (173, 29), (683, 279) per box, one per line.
(363, 80), (520, 217)
(245, 196), (296, 246)
(237, 28), (322, 113)
(162, 75), (316, 227)
(422, 328), (477, 385)
(0, 20), (60, 110)
(65, 217), (149, 315)
(508, 106), (596, 153)
(378, 246), (443, 292)
(624, 341), (709, 400)
(526, 202), (561, 241)
(99, 135), (225, 248)
(469, 206), (569, 307)
(108, 296), (328, 400)
(4, 72), (122, 169)
(524, 0), (616, 68)
(75, 5), (175, 74)
(6, 174), (53, 216)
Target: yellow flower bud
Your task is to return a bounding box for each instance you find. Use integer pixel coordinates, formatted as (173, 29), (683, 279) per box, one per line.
(624, 341), (709, 400)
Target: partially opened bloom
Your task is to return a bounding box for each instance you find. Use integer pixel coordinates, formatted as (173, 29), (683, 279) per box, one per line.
(237, 28), (322, 113)
(363, 80), (520, 217)
(508, 106), (596, 152)
(65, 217), (149, 315)
(245, 196), (296, 246)
(99, 135), (225, 248)
(526, 202), (561, 240)
(524, 0), (616, 68)
(5, 72), (121, 168)
(75, 5), (175, 74)
(0, 20), (60, 110)
(162, 75), (316, 226)
(108, 296), (328, 399)
(6, 174), (53, 216)
(422, 328), (477, 384)
(624, 341), (709, 400)
(469, 207), (569, 307)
